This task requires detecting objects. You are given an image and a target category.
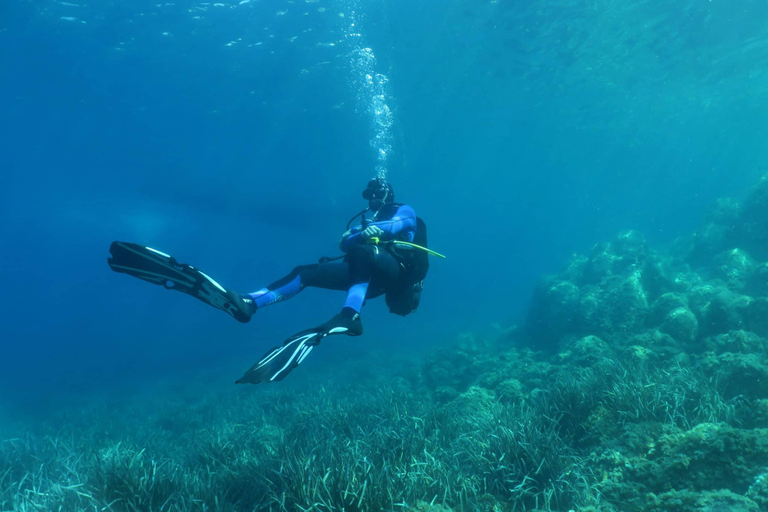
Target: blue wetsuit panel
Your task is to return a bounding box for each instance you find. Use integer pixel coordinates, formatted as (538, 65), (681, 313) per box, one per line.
(341, 204), (416, 252)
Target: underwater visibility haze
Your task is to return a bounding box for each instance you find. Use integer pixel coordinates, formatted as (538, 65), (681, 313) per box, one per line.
(2, 0), (768, 510)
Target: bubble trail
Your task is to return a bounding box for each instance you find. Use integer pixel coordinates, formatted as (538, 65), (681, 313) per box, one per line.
(341, 4), (394, 181)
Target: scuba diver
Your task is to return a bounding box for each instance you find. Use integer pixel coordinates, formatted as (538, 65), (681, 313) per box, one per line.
(108, 178), (441, 384)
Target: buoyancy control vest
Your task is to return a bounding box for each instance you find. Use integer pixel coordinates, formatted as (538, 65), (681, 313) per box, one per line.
(385, 216), (429, 316)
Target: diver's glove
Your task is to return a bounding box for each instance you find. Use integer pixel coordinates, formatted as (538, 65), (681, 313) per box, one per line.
(361, 225), (384, 241)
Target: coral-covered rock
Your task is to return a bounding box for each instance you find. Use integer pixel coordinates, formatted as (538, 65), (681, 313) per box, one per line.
(688, 285), (750, 337)
(686, 177), (768, 266)
(734, 176), (768, 262)
(601, 270), (650, 333)
(713, 248), (756, 291)
(440, 386), (498, 430)
(559, 253), (588, 282)
(747, 298), (768, 339)
(749, 399), (768, 429)
(404, 501), (455, 512)
(660, 307), (698, 345)
(688, 284), (718, 313)
(621, 330), (680, 361)
(670, 271), (705, 294)
(526, 277), (580, 348)
(433, 385), (459, 404)
(558, 335), (614, 367)
(703, 330), (768, 355)
(699, 352), (768, 400)
(686, 198), (741, 266)
(585, 231), (650, 283)
(650, 489), (759, 512)
(634, 424), (768, 494)
(746, 471), (768, 512)
(495, 378), (526, 403)
(747, 262), (768, 297)
(423, 334), (494, 396)
(650, 292), (689, 325)
(526, 230), (663, 346)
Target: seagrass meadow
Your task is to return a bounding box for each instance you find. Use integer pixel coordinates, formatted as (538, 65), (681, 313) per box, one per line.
(5, 177), (768, 511)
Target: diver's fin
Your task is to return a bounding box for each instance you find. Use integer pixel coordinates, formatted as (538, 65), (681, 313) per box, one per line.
(235, 329), (321, 384)
(236, 310), (363, 384)
(107, 241), (255, 323)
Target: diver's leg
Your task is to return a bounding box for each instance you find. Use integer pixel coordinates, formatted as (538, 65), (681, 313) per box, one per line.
(247, 262), (352, 309)
(309, 246), (401, 337)
(342, 245), (375, 313)
(343, 245), (402, 313)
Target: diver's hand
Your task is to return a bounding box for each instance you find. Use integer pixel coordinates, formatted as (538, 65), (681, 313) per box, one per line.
(361, 225), (384, 241)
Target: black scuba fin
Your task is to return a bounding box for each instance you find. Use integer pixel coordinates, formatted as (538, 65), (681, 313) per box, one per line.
(107, 241), (255, 323)
(236, 310), (363, 384)
(236, 329), (321, 384)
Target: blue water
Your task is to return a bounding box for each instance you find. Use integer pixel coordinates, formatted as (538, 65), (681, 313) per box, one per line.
(2, 0), (767, 414)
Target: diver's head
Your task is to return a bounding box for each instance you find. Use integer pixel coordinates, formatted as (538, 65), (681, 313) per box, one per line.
(362, 177), (394, 211)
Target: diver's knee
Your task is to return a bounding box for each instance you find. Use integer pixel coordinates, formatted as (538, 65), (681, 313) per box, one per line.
(347, 244), (375, 259)
(289, 264), (315, 279)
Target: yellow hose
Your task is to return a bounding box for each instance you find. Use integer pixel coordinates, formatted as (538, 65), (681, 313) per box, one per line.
(368, 237), (446, 259)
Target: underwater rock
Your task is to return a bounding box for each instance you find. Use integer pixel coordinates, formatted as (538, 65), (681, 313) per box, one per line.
(686, 198), (742, 266)
(614, 229), (648, 261)
(557, 335), (614, 367)
(634, 423), (768, 495)
(404, 501), (454, 512)
(749, 399), (768, 430)
(508, 354), (558, 391)
(526, 230), (668, 347)
(669, 270), (705, 294)
(746, 471), (768, 512)
(699, 352), (768, 400)
(704, 330), (768, 355)
(526, 277), (581, 349)
(688, 284), (719, 313)
(495, 378), (526, 403)
(622, 343), (658, 363)
(584, 242), (617, 282)
(649, 489), (759, 512)
(659, 307), (699, 345)
(601, 270), (651, 334)
(621, 330), (680, 361)
(746, 262), (768, 297)
(687, 176), (768, 266)
(575, 276), (652, 340)
(650, 292), (689, 326)
(747, 298), (768, 339)
(688, 285), (750, 337)
(584, 230), (648, 283)
(433, 386), (459, 404)
(713, 248), (756, 291)
(734, 175), (768, 262)
(558, 253), (589, 283)
(423, 348), (478, 399)
(440, 386), (498, 429)
(423, 334), (492, 397)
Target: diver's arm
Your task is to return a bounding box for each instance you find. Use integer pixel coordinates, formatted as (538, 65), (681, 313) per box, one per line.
(339, 229), (353, 251)
(340, 205), (416, 252)
(370, 205), (417, 240)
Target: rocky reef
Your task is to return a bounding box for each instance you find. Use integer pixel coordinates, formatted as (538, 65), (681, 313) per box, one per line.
(510, 175), (768, 510)
(416, 175), (768, 510)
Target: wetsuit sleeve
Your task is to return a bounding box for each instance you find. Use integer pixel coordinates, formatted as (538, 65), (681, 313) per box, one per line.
(341, 205), (417, 252)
